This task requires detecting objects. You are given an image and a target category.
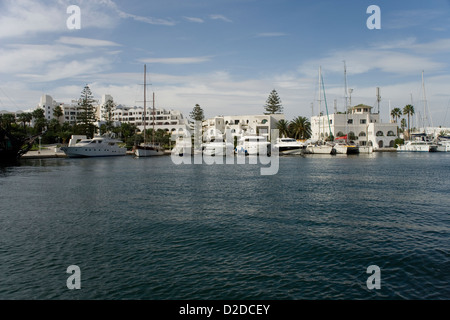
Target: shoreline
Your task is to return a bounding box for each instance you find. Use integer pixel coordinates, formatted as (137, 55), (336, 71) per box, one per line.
(20, 147), (399, 159)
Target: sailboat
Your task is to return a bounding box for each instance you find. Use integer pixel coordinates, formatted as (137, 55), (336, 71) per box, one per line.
(305, 67), (335, 155)
(333, 61), (361, 155)
(134, 65), (165, 157)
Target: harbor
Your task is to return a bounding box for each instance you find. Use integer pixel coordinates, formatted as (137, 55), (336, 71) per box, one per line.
(1, 0), (450, 306)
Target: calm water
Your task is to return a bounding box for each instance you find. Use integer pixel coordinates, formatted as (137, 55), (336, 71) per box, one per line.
(0, 153), (449, 300)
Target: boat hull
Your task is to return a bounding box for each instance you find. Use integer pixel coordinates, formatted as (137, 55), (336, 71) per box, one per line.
(277, 147), (304, 155)
(436, 142), (450, 152)
(397, 145), (437, 152)
(358, 146), (374, 154)
(134, 146), (165, 157)
(60, 146), (127, 158)
(334, 145), (359, 154)
(202, 143), (234, 156)
(305, 145), (335, 154)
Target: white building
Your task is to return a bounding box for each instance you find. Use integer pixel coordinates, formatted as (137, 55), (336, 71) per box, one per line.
(98, 94), (114, 121)
(311, 105), (398, 149)
(112, 104), (190, 135)
(202, 114), (285, 141)
(36, 94), (79, 125)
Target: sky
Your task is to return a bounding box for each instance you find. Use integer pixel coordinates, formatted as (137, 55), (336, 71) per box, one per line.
(1, 0), (450, 127)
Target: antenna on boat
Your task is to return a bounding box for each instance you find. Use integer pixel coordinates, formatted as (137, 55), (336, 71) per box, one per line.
(343, 61), (348, 113)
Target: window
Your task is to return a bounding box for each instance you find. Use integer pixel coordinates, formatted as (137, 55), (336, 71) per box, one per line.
(359, 131), (366, 137)
(348, 119), (353, 124)
(387, 131), (395, 136)
(360, 119), (367, 124)
(376, 131), (384, 136)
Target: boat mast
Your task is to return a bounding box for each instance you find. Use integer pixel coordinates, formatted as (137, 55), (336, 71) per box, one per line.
(320, 70), (333, 140)
(344, 61), (349, 141)
(152, 92), (156, 146)
(143, 64), (147, 144)
(421, 70), (433, 132)
(343, 61), (348, 112)
(318, 66), (322, 141)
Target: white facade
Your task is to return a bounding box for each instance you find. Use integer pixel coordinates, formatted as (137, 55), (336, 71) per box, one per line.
(112, 104), (190, 135)
(311, 105), (398, 149)
(202, 114), (285, 141)
(99, 94), (114, 121)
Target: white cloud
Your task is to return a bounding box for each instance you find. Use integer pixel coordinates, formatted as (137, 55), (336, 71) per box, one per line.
(0, 0), (66, 39)
(19, 57), (113, 82)
(98, 0), (175, 26)
(56, 36), (121, 47)
(140, 56), (212, 65)
(0, 44), (88, 74)
(209, 14), (233, 23)
(298, 48), (445, 77)
(184, 16), (204, 23)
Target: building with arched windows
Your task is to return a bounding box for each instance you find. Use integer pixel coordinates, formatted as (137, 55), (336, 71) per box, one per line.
(311, 104), (398, 150)
(202, 114), (285, 142)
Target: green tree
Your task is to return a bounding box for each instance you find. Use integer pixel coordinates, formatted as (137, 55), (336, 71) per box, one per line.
(102, 99), (116, 132)
(276, 119), (291, 138)
(32, 108), (47, 134)
(77, 85), (97, 138)
(0, 113), (16, 130)
(264, 89), (283, 114)
(53, 105), (64, 121)
(189, 104), (205, 121)
(403, 104), (415, 139)
(290, 116), (311, 139)
(401, 118), (407, 134)
(17, 112), (33, 131)
(390, 107), (402, 123)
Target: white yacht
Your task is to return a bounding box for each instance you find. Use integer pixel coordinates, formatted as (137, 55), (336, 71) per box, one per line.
(333, 140), (359, 154)
(135, 144), (165, 157)
(202, 141), (235, 156)
(397, 140), (438, 152)
(274, 137), (304, 155)
(304, 140), (336, 155)
(358, 145), (374, 154)
(235, 135), (271, 156)
(436, 138), (450, 152)
(61, 135), (127, 158)
(171, 136), (192, 156)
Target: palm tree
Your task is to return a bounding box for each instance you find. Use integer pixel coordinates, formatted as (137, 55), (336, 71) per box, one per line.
(290, 116), (311, 140)
(17, 112), (33, 131)
(403, 104), (415, 139)
(276, 119), (291, 138)
(390, 107), (402, 123)
(401, 118), (407, 134)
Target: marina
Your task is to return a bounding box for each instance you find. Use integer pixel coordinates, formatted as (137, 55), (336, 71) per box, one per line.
(1, 0), (450, 305)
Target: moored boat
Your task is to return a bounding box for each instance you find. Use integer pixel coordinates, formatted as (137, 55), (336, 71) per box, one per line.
(274, 137), (305, 155)
(397, 140), (438, 152)
(235, 135), (271, 156)
(60, 134), (127, 158)
(0, 128), (42, 163)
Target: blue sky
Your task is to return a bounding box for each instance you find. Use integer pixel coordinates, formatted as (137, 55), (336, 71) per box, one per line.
(1, 0), (450, 127)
